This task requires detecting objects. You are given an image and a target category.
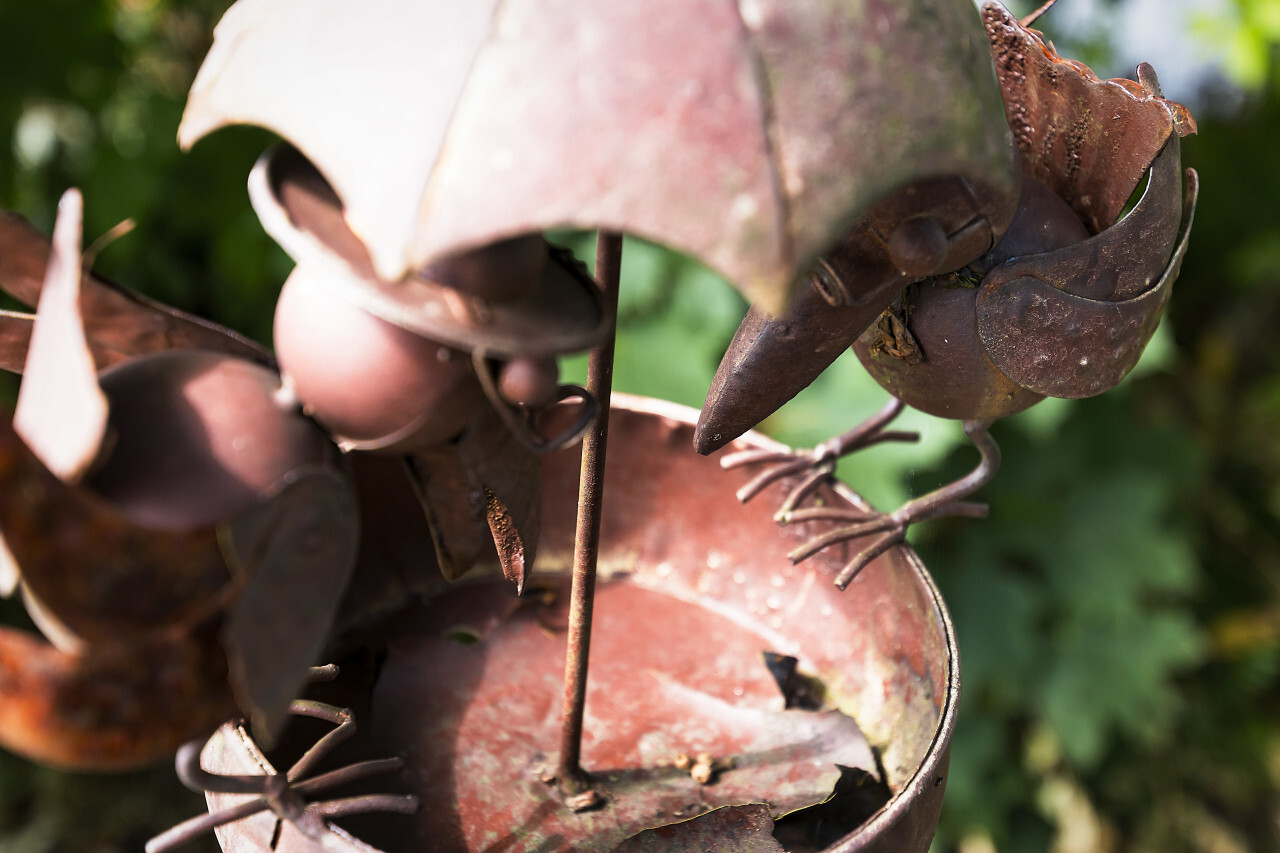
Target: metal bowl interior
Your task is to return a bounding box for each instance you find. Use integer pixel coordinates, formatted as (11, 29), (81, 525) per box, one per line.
(201, 394), (958, 852)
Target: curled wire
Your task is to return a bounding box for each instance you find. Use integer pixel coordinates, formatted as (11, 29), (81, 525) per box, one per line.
(472, 349), (598, 452)
(146, 698), (417, 852)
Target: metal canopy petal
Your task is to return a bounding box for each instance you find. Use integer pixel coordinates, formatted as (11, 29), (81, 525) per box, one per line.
(180, 0), (495, 288)
(180, 0), (1015, 314)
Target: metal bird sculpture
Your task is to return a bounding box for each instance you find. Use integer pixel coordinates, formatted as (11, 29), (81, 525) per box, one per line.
(697, 2), (1199, 587)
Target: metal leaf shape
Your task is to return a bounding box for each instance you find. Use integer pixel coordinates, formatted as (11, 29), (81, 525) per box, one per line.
(179, 0), (1015, 314)
(981, 2), (1196, 233)
(611, 803), (785, 853)
(220, 466), (361, 742)
(12, 189), (108, 483)
(405, 405), (540, 584)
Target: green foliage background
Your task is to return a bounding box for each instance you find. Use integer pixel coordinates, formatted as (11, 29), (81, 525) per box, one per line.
(1, 1), (1278, 851)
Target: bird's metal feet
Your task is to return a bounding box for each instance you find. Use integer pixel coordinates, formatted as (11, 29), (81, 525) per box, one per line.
(719, 397), (920, 515)
(146, 678), (417, 852)
(723, 406), (1000, 589)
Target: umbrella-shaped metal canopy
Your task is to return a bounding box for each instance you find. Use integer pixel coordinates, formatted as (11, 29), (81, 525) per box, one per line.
(178, 0), (1018, 314)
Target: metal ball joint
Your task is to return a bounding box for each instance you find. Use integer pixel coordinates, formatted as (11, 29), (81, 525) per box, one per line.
(272, 263), (488, 455)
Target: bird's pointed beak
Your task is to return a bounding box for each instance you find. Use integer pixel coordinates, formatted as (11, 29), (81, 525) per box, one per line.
(694, 276), (901, 455)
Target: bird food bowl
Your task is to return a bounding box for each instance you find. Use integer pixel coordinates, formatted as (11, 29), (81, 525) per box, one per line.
(196, 395), (958, 852)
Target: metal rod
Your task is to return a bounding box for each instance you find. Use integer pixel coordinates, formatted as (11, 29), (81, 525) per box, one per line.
(555, 231), (622, 795)
(145, 797), (273, 853)
(1020, 0), (1060, 26)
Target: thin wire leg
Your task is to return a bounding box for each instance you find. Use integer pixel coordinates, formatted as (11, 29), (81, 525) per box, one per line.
(175, 739), (276, 796)
(721, 397), (919, 510)
(783, 419), (1000, 589)
(146, 797), (276, 853)
(286, 700), (356, 782)
(147, 698), (417, 853)
(313, 795), (421, 819)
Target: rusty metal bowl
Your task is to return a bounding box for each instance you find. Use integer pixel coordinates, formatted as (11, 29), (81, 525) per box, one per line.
(197, 395), (958, 852)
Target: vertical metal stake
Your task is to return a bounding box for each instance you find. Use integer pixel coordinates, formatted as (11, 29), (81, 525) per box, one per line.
(556, 231), (622, 796)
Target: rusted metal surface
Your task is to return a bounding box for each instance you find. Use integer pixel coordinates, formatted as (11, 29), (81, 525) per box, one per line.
(358, 578), (879, 850)
(0, 416), (229, 644)
(557, 232), (622, 794)
(179, 0), (1014, 315)
(695, 279), (910, 456)
(86, 351), (339, 531)
(540, 398), (955, 804)
(0, 194), (365, 765)
(405, 403), (542, 584)
(855, 282), (1044, 423)
(722, 91), (1193, 590)
(694, 184), (1019, 454)
(0, 192), (559, 773)
(0, 406), (364, 759)
(0, 619), (236, 771)
(731, 0), (1018, 304)
(330, 454), (452, 638)
(982, 3), (1196, 235)
(856, 98), (1195, 419)
(849, 172), (1092, 422)
(252, 141), (603, 585)
(196, 396), (958, 852)
(693, 170), (1026, 453)
(221, 470), (360, 741)
(612, 803), (785, 852)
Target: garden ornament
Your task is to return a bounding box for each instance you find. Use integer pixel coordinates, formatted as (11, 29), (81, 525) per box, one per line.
(182, 397), (962, 853)
(0, 1), (1203, 850)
